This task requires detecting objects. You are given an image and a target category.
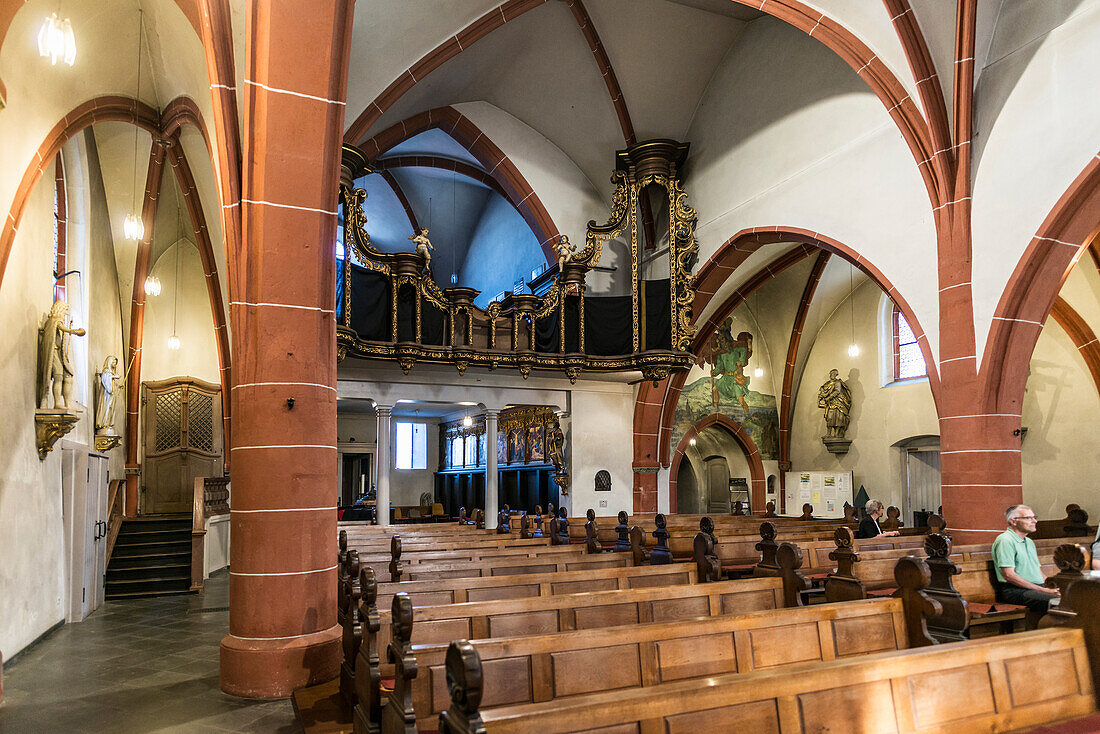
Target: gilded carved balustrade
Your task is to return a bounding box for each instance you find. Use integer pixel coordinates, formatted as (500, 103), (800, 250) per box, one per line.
(335, 140), (698, 384)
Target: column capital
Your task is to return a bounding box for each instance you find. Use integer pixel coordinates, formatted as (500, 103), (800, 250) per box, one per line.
(375, 404), (393, 417)
(483, 408), (501, 418)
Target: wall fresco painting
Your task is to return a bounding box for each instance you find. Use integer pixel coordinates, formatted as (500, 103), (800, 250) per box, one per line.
(671, 322), (780, 460)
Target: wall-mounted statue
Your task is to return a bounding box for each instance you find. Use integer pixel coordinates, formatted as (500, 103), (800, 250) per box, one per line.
(408, 227), (433, 271)
(94, 356), (123, 433)
(37, 299), (86, 411)
(547, 415), (569, 495)
(818, 368), (853, 454)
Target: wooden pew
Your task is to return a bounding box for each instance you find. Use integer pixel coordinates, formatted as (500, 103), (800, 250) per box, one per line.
(439, 626), (1097, 734)
(406, 597), (908, 730)
(393, 550), (632, 583)
(372, 561), (697, 610)
(351, 575), (785, 731)
(339, 560), (697, 714)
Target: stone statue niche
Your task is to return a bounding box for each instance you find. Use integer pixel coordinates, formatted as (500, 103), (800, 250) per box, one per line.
(94, 355), (124, 451)
(818, 368), (852, 455)
(35, 298), (86, 458)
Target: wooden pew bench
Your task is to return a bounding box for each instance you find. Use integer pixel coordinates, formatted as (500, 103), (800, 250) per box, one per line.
(353, 576), (785, 731)
(406, 597), (907, 730)
(373, 562), (696, 610)
(438, 627), (1096, 734)
(338, 562), (698, 716)
(374, 575), (784, 657)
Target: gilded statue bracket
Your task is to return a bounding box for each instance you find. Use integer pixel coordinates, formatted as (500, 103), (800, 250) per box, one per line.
(94, 434), (123, 452)
(35, 409), (80, 460)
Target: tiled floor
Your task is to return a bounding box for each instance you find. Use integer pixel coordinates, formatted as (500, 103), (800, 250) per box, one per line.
(0, 572), (301, 733)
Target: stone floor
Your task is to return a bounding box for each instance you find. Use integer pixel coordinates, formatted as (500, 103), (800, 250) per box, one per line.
(0, 572), (302, 733)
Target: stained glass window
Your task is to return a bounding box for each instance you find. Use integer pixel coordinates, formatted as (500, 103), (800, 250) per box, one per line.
(894, 307), (927, 380)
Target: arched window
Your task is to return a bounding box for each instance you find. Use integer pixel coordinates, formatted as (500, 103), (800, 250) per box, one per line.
(53, 153), (66, 301)
(893, 305), (927, 380)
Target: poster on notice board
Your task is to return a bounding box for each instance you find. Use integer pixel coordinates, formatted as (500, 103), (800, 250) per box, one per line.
(781, 471), (853, 519)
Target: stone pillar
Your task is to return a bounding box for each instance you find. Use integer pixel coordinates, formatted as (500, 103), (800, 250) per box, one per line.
(219, 0), (355, 699)
(484, 409), (499, 529)
(376, 405), (392, 527)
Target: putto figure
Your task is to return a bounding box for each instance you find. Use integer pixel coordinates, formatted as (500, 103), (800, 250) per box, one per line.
(554, 234), (575, 271)
(38, 299), (86, 410)
(408, 227), (433, 271)
(817, 368), (852, 439)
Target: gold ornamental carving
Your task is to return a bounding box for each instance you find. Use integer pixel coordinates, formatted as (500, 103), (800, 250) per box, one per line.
(36, 410), (80, 459)
(336, 139), (698, 378)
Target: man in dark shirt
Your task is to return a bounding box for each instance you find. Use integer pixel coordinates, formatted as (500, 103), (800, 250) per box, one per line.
(857, 500), (899, 539)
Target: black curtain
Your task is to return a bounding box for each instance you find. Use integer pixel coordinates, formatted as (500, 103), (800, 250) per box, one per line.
(534, 296), (580, 353)
(421, 300), (447, 346)
(644, 278), (672, 350)
(396, 283), (416, 342)
(348, 264), (391, 341)
(584, 295), (633, 355)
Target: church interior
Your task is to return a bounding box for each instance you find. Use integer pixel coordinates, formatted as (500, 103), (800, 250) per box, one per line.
(2, 0), (1100, 731)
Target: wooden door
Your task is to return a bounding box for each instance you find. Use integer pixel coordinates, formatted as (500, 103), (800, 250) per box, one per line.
(705, 456), (731, 514)
(89, 454), (108, 610)
(905, 448), (941, 525)
(142, 377), (224, 514)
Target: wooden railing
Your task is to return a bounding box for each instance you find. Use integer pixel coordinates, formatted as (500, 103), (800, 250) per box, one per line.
(105, 479), (126, 565)
(191, 477), (230, 592)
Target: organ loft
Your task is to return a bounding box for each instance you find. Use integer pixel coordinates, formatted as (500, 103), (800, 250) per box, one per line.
(1, 1), (1100, 732)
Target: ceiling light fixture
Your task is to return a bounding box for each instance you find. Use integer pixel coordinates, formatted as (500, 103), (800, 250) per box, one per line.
(124, 6), (145, 241)
(689, 438), (697, 447)
(38, 9), (76, 66)
(143, 274), (161, 296)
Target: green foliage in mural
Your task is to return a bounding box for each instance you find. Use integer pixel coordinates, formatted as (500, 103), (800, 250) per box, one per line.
(671, 321), (780, 460)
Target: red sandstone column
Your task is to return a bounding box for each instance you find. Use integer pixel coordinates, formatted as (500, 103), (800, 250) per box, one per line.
(220, 0), (355, 698)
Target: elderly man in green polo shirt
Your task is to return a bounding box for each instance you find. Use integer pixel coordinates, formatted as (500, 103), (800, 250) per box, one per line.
(992, 504), (1059, 622)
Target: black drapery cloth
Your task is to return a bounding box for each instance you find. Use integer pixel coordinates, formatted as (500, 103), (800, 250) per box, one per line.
(644, 278), (672, 350)
(395, 282), (448, 345)
(348, 264), (391, 341)
(584, 294), (633, 355)
(534, 296), (580, 353)
(396, 283), (417, 342)
(421, 299), (447, 346)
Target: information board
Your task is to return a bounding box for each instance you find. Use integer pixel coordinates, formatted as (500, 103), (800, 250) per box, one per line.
(782, 471), (854, 519)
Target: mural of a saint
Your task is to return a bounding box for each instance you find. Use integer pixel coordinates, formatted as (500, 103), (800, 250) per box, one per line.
(708, 329), (753, 411)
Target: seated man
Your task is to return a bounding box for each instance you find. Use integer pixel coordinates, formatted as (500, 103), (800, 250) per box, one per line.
(856, 500), (900, 539)
(1093, 526), (1100, 571)
(992, 505), (1059, 620)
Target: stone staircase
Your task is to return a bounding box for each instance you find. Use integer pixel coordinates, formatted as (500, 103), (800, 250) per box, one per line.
(105, 515), (193, 598)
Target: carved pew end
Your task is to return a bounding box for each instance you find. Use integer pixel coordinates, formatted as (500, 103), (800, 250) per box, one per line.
(438, 640), (486, 734)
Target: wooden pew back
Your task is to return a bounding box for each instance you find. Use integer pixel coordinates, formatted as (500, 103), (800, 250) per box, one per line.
(414, 598), (906, 727)
(446, 628), (1095, 734)
(376, 576), (783, 653)
(373, 562), (697, 609)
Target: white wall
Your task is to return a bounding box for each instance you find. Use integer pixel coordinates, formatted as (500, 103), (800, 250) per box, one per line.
(568, 386), (634, 518)
(972, 2), (1100, 363)
(141, 239), (220, 385)
(790, 283), (939, 510)
(1021, 305), (1100, 522)
(0, 161), (67, 661)
(684, 16), (940, 361)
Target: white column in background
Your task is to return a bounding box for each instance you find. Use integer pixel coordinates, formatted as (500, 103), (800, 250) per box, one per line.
(484, 409), (499, 529)
(375, 405), (392, 527)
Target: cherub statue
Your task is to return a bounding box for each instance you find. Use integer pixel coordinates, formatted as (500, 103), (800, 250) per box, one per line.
(37, 299), (86, 410)
(408, 227), (433, 271)
(554, 235), (575, 272)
